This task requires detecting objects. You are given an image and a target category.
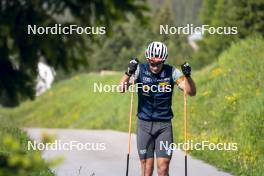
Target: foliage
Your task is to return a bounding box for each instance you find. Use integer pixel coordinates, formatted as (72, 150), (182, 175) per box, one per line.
(173, 37), (264, 175)
(88, 0), (194, 72)
(0, 117), (54, 176)
(88, 19), (151, 72)
(153, 0), (194, 66)
(0, 0), (148, 107)
(149, 0), (203, 26)
(193, 0), (264, 68)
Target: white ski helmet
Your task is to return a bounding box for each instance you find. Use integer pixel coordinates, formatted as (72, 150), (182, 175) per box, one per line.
(145, 41), (168, 62)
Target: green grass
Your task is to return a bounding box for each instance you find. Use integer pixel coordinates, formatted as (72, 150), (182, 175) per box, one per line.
(172, 37), (264, 175)
(0, 73), (134, 131)
(0, 37), (263, 175)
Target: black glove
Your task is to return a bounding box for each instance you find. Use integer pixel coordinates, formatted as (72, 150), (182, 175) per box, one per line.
(181, 62), (191, 77)
(125, 58), (139, 76)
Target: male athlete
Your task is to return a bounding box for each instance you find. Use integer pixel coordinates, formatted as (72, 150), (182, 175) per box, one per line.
(119, 41), (196, 176)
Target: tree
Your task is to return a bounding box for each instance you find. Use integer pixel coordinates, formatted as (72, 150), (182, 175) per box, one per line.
(0, 0), (147, 107)
(199, 0), (217, 25)
(88, 0), (196, 72)
(194, 0), (264, 68)
(152, 0), (193, 66)
(88, 17), (152, 71)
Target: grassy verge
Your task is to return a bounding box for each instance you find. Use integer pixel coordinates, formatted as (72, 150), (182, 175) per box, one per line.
(172, 37), (264, 175)
(0, 73), (134, 130)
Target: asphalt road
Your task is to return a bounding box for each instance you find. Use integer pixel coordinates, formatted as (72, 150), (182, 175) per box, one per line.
(25, 128), (233, 176)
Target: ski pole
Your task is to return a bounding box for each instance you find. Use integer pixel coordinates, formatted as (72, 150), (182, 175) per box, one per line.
(126, 77), (135, 176)
(184, 76), (188, 176)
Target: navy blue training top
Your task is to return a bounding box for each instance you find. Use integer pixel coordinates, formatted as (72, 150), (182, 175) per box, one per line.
(136, 63), (175, 121)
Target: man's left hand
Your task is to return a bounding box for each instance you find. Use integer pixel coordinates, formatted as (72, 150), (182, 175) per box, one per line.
(181, 62), (191, 77)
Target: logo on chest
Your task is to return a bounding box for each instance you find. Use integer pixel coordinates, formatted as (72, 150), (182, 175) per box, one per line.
(142, 76), (152, 83)
(157, 77), (170, 82)
(144, 71), (151, 76)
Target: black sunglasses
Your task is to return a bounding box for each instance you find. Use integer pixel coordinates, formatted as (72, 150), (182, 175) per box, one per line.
(149, 61), (164, 67)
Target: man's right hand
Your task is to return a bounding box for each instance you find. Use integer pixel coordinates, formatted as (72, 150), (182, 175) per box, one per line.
(126, 58), (139, 76)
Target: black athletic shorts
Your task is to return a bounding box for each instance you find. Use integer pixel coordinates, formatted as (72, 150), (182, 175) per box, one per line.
(136, 118), (173, 160)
